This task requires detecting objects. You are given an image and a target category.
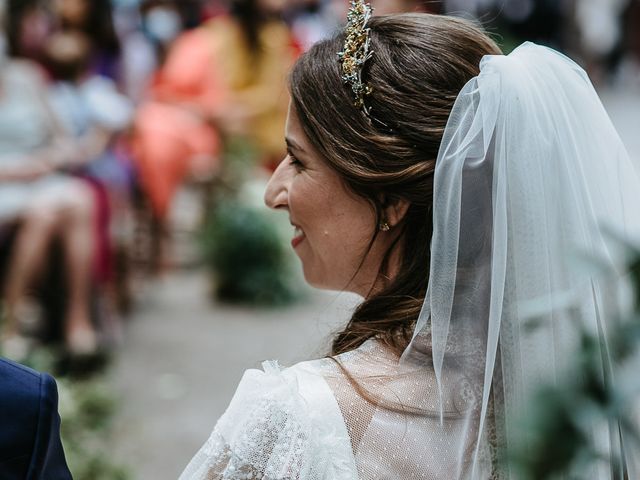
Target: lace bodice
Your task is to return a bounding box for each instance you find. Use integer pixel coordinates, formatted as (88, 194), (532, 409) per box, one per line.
(179, 340), (495, 479)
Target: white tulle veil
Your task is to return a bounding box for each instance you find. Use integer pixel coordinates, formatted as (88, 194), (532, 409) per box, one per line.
(392, 42), (640, 478)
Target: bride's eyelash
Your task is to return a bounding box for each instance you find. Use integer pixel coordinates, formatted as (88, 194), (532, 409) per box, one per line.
(288, 151), (304, 170)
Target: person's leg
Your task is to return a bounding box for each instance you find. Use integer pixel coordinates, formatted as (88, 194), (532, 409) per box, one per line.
(134, 129), (189, 273)
(56, 181), (98, 354)
(2, 207), (59, 340)
(3, 179), (98, 355)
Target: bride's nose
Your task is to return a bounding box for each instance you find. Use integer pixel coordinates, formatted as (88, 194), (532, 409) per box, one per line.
(264, 158), (290, 210)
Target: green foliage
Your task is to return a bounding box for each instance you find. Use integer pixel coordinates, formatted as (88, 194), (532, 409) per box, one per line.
(57, 378), (131, 480)
(508, 243), (640, 479)
(199, 134), (303, 306)
(219, 136), (261, 187)
(201, 199), (302, 306)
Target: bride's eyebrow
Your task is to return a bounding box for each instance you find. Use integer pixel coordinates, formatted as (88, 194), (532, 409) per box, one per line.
(285, 137), (306, 153)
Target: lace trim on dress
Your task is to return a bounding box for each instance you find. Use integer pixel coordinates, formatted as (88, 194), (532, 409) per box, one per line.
(179, 360), (358, 480)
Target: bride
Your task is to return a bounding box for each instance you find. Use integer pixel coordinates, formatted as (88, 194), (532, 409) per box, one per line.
(180, 5), (640, 479)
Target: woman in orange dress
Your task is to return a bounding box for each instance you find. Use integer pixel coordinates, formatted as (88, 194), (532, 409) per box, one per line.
(133, 0), (298, 239)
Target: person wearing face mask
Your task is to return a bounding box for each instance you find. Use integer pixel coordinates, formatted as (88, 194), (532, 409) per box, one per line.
(143, 1), (183, 59)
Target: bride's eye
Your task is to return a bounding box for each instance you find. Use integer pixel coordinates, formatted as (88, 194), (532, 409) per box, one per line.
(288, 152), (305, 172)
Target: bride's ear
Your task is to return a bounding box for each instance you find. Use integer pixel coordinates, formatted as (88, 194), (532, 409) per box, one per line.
(382, 197), (411, 228)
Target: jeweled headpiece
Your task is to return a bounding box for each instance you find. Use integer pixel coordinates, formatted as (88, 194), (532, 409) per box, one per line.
(337, 0), (374, 116)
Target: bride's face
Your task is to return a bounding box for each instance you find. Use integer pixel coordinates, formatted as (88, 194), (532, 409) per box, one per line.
(264, 104), (388, 295)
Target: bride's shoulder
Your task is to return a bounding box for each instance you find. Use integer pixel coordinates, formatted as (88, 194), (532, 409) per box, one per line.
(217, 356), (348, 437)
(225, 339), (387, 410)
(222, 357), (335, 420)
(189, 358), (357, 479)
(179, 343), (387, 479)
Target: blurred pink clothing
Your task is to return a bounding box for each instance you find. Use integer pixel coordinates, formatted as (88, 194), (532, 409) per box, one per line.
(133, 28), (223, 220)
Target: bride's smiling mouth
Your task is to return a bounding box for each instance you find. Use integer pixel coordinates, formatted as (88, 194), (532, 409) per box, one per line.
(291, 225), (306, 248)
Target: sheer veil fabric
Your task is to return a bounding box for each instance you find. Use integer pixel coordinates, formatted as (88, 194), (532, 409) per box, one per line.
(180, 43), (640, 479)
(402, 42), (640, 478)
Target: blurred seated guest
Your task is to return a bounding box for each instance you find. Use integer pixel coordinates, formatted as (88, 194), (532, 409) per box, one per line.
(2, 0), (54, 64)
(132, 10), (220, 271)
(141, 0), (184, 66)
(199, 0), (300, 169)
(111, 1), (159, 104)
(287, 0), (335, 52)
(53, 0), (122, 84)
(132, 0), (298, 268)
(45, 30), (134, 291)
(132, 22), (222, 227)
(45, 31), (132, 155)
(0, 357), (72, 479)
(0, 1), (99, 357)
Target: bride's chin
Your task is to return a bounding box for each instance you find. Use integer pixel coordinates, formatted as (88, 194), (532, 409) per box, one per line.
(302, 273), (327, 290)
(304, 273), (367, 298)
(301, 267), (335, 291)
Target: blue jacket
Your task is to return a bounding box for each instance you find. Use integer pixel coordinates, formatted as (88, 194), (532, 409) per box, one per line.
(0, 357), (72, 479)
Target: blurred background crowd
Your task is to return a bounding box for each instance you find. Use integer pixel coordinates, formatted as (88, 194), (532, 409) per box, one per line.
(0, 0), (639, 478)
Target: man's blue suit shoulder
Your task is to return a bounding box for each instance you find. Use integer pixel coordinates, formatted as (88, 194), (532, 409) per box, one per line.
(0, 357), (72, 479)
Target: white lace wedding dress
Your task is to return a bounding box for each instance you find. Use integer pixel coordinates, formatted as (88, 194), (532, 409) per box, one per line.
(179, 338), (478, 480)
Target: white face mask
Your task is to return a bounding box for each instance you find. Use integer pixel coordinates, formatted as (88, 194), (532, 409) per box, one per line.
(145, 7), (181, 44)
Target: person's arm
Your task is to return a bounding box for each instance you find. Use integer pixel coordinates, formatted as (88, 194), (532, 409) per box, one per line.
(0, 62), (88, 181)
(0, 139), (87, 181)
(0, 154), (55, 182)
(27, 373), (73, 480)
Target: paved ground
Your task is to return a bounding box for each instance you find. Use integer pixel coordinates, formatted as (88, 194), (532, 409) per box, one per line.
(107, 86), (640, 480)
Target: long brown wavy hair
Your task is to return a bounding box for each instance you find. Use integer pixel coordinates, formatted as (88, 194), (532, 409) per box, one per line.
(289, 13), (501, 357)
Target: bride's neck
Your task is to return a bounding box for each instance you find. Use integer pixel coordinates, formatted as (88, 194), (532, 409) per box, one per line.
(350, 240), (404, 299)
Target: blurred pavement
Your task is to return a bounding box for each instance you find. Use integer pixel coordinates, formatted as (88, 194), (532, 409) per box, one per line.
(107, 85), (640, 480)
